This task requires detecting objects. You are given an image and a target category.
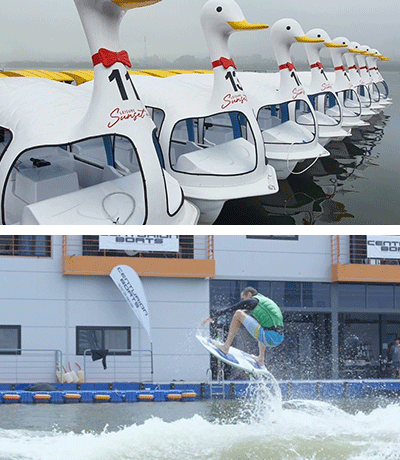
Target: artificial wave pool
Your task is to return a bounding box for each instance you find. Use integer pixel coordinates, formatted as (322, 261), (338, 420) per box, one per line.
(1, 378), (400, 460)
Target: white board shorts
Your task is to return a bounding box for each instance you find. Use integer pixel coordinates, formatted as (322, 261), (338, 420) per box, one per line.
(243, 315), (284, 347)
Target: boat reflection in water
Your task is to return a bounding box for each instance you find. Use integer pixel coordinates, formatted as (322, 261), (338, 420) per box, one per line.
(214, 111), (389, 225)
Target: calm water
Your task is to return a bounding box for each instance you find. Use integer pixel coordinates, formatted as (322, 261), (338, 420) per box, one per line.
(1, 380), (400, 460)
(215, 71), (400, 225)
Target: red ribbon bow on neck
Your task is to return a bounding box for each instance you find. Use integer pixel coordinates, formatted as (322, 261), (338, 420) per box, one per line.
(310, 61), (323, 69)
(212, 57), (236, 69)
(334, 65), (346, 72)
(348, 65), (357, 70)
(279, 62), (296, 71)
(92, 48), (132, 68)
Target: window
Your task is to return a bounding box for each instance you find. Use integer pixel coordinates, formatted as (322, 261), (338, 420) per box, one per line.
(0, 236), (51, 257)
(257, 100), (317, 144)
(338, 313), (380, 378)
(0, 326), (21, 354)
(394, 287), (400, 310)
(4, 135), (146, 225)
(367, 285), (394, 310)
(342, 89), (361, 116)
(147, 107), (165, 136)
(0, 127), (12, 157)
(169, 111), (256, 174)
(76, 326), (131, 355)
(338, 284), (366, 309)
(152, 129), (165, 168)
(283, 282), (302, 308)
(303, 283), (331, 309)
(276, 312), (331, 379)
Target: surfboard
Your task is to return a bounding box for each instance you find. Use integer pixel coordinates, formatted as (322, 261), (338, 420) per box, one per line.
(196, 334), (269, 377)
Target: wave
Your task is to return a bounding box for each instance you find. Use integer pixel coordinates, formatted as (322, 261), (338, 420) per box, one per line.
(1, 380), (400, 460)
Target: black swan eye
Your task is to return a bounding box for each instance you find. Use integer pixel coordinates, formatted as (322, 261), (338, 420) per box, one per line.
(286, 26), (291, 30)
(216, 6), (222, 12)
(317, 34), (321, 38)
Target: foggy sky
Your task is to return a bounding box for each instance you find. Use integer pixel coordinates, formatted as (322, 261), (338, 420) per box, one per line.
(0, 0), (398, 66)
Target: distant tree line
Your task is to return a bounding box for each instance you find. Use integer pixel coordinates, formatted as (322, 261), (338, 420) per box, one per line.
(2, 54), (399, 72)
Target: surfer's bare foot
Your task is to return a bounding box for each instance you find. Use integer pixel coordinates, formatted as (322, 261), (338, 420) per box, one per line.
(213, 341), (230, 355)
(252, 355), (266, 367)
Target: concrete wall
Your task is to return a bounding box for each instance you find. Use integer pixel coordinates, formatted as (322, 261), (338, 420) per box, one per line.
(214, 235), (332, 282)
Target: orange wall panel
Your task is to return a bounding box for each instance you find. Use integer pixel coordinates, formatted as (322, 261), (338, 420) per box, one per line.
(63, 256), (215, 278)
(332, 264), (400, 283)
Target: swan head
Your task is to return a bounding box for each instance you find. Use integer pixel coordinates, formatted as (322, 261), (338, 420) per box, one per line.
(372, 49), (390, 61)
(348, 41), (366, 54)
(324, 36), (350, 59)
(325, 36), (349, 51)
(270, 18), (324, 48)
(360, 44), (375, 56)
(200, 0), (268, 38)
(111, 0), (162, 9)
(306, 28), (331, 44)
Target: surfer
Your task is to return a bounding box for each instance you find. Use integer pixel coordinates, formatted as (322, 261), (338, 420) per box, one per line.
(202, 286), (284, 366)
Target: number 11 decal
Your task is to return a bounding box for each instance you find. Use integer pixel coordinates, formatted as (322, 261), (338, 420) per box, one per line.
(290, 71), (301, 87)
(321, 69), (328, 81)
(225, 70), (243, 92)
(109, 69), (140, 101)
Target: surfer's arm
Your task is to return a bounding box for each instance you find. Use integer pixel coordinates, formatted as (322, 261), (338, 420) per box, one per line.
(210, 298), (259, 319)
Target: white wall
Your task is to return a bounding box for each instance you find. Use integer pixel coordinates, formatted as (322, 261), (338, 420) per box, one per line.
(0, 236), (210, 383)
(214, 235), (332, 282)
(65, 275), (210, 382)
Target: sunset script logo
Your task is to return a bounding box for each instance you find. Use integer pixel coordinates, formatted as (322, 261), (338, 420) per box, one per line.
(108, 107), (150, 128)
(221, 93), (248, 110)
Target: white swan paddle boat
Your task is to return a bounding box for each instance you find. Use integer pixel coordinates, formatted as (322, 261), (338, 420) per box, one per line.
(237, 19), (330, 180)
(132, 0), (279, 223)
(324, 37), (376, 121)
(255, 19), (350, 147)
(366, 48), (392, 107)
(297, 28), (368, 131)
(361, 46), (392, 108)
(0, 0), (199, 225)
(341, 40), (385, 115)
(355, 44), (386, 112)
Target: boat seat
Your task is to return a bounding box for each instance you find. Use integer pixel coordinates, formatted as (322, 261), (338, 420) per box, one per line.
(174, 138), (255, 175)
(170, 141), (203, 166)
(257, 114), (282, 131)
(114, 139), (140, 173)
(262, 121), (314, 144)
(203, 131), (233, 145)
(14, 164), (79, 205)
(20, 173), (145, 225)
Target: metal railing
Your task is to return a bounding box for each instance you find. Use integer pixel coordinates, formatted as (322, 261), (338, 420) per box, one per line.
(0, 349), (62, 383)
(62, 235), (215, 277)
(63, 235), (213, 260)
(332, 235), (400, 266)
(83, 348), (153, 383)
(0, 235), (52, 258)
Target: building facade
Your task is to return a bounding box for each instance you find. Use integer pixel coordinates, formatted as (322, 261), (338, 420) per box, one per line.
(0, 234), (399, 384)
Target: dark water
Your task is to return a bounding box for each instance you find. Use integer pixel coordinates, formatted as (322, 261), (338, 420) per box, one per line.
(215, 71), (400, 225)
